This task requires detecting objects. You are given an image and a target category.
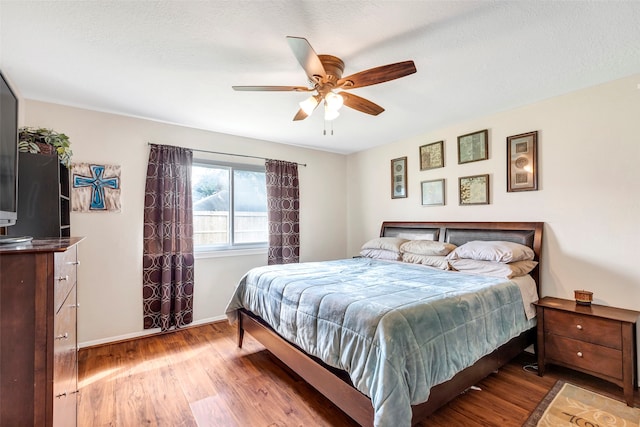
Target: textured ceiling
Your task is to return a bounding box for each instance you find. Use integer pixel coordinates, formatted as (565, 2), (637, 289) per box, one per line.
(1, 1), (639, 154)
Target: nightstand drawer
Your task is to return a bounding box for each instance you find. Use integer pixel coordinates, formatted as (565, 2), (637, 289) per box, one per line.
(546, 333), (623, 380)
(545, 309), (622, 349)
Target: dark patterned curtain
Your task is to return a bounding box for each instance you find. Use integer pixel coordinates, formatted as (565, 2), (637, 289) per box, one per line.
(142, 144), (194, 331)
(265, 159), (300, 265)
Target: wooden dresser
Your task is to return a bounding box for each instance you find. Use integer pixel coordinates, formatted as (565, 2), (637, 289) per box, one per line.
(0, 237), (83, 426)
(534, 296), (640, 406)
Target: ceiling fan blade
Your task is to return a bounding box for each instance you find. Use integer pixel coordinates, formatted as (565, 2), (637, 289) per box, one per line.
(232, 85), (311, 92)
(293, 109), (309, 121)
(340, 92), (385, 116)
(286, 36), (326, 82)
(337, 60), (417, 89)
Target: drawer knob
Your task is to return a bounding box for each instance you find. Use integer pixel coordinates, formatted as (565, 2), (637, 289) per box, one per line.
(55, 391), (67, 398)
(576, 324), (583, 330)
(57, 275), (69, 282)
(577, 351), (583, 357)
(55, 332), (69, 340)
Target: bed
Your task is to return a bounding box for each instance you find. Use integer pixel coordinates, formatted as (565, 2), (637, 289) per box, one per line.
(225, 221), (543, 426)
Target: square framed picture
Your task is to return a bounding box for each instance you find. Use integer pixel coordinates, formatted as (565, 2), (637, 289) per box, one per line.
(459, 174), (490, 205)
(507, 131), (538, 192)
(419, 141), (444, 170)
(421, 179), (445, 206)
(391, 157), (408, 199)
(457, 129), (488, 164)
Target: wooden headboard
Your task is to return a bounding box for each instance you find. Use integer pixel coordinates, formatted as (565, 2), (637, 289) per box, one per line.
(380, 221), (544, 288)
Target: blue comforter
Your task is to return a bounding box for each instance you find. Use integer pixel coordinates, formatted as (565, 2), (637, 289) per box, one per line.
(225, 258), (535, 427)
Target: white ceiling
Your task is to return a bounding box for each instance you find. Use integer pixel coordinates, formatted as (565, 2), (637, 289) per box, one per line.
(1, 1), (639, 154)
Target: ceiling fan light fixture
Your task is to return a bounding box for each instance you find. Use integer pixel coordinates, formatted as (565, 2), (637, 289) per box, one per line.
(324, 103), (340, 121)
(324, 92), (343, 111)
(299, 95), (319, 115)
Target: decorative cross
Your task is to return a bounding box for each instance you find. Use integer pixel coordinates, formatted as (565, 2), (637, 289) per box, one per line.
(73, 165), (119, 210)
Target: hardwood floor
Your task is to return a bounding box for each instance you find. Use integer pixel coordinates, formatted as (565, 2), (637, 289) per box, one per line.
(78, 321), (636, 426)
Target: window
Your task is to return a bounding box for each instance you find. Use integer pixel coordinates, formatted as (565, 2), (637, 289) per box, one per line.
(192, 160), (267, 250)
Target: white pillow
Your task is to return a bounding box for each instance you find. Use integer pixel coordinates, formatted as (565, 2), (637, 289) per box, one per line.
(361, 237), (408, 253)
(360, 248), (401, 261)
(446, 240), (535, 263)
(448, 259), (538, 278)
(401, 253), (450, 270)
(400, 240), (456, 256)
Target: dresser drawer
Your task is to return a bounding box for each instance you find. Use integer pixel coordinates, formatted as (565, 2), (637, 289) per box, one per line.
(53, 285), (77, 426)
(545, 309), (622, 349)
(54, 286), (77, 388)
(545, 333), (623, 380)
(54, 247), (78, 313)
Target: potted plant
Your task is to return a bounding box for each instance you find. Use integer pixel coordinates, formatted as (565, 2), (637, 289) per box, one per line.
(18, 127), (73, 167)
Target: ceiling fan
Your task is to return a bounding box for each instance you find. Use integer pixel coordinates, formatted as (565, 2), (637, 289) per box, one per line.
(232, 36), (417, 122)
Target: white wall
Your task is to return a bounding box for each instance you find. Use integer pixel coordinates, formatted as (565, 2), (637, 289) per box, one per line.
(347, 73), (640, 312)
(23, 101), (348, 346)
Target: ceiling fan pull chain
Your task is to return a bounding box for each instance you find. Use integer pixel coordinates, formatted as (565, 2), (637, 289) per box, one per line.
(322, 120), (335, 136)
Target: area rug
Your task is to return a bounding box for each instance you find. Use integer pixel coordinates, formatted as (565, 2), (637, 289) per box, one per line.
(523, 381), (640, 426)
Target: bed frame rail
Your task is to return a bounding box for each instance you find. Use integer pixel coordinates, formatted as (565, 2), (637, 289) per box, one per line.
(239, 308), (534, 426)
(239, 309), (374, 426)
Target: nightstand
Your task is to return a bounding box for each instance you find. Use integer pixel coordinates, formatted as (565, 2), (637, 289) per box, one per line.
(534, 296), (640, 406)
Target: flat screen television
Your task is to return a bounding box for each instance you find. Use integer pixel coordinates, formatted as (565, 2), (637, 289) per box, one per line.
(0, 70), (19, 228)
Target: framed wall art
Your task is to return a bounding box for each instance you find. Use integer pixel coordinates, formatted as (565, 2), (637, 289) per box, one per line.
(391, 157), (408, 199)
(419, 141), (444, 170)
(457, 129), (488, 164)
(507, 130), (538, 192)
(72, 162), (122, 212)
(459, 174), (489, 205)
(421, 179), (445, 206)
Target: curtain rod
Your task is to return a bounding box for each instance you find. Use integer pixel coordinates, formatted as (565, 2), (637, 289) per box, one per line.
(147, 142), (307, 167)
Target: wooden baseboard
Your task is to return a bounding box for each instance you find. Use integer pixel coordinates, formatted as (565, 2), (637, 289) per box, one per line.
(79, 316), (228, 350)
